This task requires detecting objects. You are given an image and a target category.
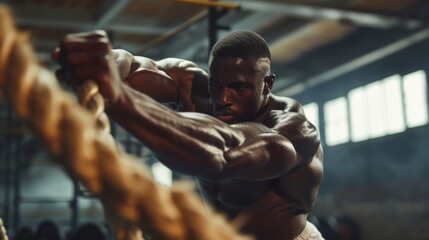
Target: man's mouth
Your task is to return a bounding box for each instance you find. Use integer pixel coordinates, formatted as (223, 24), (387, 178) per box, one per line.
(214, 111), (235, 122)
(216, 114), (235, 122)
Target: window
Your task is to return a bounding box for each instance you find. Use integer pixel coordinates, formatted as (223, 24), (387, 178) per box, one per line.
(348, 86), (369, 142)
(403, 70), (428, 128)
(382, 75), (406, 134)
(348, 74), (407, 143)
(302, 70), (427, 147)
(324, 97), (349, 146)
(366, 81), (388, 138)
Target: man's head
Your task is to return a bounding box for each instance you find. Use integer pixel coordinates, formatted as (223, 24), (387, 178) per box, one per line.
(209, 30), (271, 63)
(208, 30), (275, 124)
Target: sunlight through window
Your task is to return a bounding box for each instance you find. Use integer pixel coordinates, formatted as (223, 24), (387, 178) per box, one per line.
(403, 70), (428, 128)
(366, 81), (387, 138)
(324, 97), (349, 146)
(300, 71), (427, 147)
(383, 75), (406, 134)
(348, 86), (369, 142)
(348, 75), (407, 143)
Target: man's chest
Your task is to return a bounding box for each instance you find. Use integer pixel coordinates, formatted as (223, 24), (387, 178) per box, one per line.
(197, 178), (272, 209)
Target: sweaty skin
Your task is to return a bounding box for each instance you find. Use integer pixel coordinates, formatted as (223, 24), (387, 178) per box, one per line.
(56, 31), (323, 240)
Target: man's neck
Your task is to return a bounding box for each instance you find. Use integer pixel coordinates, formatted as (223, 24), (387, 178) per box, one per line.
(253, 95), (275, 123)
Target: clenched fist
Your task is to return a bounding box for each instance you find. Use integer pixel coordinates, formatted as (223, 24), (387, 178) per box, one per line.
(52, 30), (124, 106)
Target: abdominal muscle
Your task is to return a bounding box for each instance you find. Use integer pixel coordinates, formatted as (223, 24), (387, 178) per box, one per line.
(197, 178), (307, 240)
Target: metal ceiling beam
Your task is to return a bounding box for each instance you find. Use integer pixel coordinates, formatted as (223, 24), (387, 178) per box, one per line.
(31, 38), (142, 53)
(136, 10), (209, 54)
(11, 3), (166, 34)
(175, 0), (239, 10)
(276, 27), (429, 97)
(15, 17), (167, 35)
(95, 0), (132, 28)
(164, 0), (425, 60)
(237, 0), (423, 29)
(171, 11), (285, 59)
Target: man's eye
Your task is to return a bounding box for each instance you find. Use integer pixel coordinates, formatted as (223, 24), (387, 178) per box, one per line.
(209, 82), (222, 89)
(233, 85), (246, 91)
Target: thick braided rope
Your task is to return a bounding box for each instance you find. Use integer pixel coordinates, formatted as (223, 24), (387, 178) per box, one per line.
(75, 80), (111, 137)
(0, 218), (8, 240)
(0, 5), (252, 240)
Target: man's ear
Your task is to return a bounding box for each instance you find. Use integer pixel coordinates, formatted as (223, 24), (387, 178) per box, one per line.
(263, 74), (275, 95)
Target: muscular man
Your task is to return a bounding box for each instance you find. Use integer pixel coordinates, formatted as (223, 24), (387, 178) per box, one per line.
(56, 30), (324, 240)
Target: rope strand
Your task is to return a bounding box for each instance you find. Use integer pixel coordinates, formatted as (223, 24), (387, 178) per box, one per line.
(0, 218), (8, 240)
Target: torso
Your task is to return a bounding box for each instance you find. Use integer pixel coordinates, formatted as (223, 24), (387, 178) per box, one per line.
(195, 95), (323, 240)
(197, 159), (322, 239)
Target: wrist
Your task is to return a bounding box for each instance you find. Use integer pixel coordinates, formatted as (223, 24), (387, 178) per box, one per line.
(104, 83), (128, 114)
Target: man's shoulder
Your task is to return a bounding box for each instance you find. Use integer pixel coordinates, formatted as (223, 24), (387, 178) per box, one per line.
(156, 58), (207, 75)
(266, 96), (319, 152)
(263, 95), (306, 127)
(271, 95), (303, 113)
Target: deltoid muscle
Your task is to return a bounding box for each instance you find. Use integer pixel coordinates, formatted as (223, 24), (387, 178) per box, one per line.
(0, 5), (252, 240)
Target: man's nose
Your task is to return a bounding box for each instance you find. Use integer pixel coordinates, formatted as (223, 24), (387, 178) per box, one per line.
(216, 88), (233, 106)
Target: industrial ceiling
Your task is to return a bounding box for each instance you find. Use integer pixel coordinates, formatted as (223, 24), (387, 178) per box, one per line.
(2, 0), (429, 95)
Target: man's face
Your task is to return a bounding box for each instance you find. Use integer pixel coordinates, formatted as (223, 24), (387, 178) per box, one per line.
(208, 56), (271, 124)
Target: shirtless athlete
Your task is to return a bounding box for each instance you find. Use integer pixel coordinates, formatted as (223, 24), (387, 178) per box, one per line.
(56, 30), (324, 240)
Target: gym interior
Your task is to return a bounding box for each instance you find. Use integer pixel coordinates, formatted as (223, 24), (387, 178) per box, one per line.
(0, 0), (428, 239)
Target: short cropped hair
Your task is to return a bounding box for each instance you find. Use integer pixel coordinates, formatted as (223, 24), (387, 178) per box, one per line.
(210, 30), (271, 62)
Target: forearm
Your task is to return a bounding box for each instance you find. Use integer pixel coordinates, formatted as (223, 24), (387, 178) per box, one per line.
(107, 84), (243, 177)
